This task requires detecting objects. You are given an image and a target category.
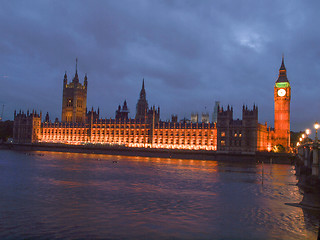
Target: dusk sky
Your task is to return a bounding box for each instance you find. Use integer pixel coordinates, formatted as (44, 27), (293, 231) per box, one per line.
(1, 0), (319, 132)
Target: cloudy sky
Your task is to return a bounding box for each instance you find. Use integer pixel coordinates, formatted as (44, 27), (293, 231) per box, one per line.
(1, 0), (319, 132)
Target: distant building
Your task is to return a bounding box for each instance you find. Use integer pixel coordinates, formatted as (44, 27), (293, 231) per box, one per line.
(212, 101), (220, 123)
(191, 113), (198, 123)
(171, 115), (178, 123)
(201, 112), (209, 123)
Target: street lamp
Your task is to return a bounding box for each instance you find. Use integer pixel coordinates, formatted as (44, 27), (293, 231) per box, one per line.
(314, 122), (319, 141)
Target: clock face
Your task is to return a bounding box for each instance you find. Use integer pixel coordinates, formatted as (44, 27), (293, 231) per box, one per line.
(277, 89), (286, 97)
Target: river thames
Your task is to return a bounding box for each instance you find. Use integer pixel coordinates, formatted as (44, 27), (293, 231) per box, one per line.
(0, 150), (318, 239)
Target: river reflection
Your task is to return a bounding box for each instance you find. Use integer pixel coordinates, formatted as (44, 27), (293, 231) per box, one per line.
(0, 150), (318, 239)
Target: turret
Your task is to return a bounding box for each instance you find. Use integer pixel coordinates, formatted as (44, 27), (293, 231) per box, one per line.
(84, 73), (88, 89)
(64, 71), (68, 86)
(135, 78), (149, 121)
(140, 78), (146, 99)
(72, 58), (79, 84)
(45, 112), (50, 123)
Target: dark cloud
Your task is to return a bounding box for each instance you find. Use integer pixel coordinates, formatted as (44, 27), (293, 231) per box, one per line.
(1, 0), (320, 133)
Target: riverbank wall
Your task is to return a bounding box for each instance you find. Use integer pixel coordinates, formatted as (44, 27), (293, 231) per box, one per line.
(1, 143), (294, 163)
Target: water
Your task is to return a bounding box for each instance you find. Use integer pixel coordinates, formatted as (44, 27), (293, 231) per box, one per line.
(0, 150), (318, 239)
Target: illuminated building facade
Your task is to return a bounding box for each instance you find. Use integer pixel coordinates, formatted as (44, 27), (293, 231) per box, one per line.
(13, 58), (290, 152)
(274, 56), (291, 150)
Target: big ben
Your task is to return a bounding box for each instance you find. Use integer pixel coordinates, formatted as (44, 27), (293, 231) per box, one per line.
(274, 56), (291, 151)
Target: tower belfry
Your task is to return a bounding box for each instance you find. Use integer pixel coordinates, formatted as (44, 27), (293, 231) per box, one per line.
(274, 55), (291, 151)
(61, 59), (87, 123)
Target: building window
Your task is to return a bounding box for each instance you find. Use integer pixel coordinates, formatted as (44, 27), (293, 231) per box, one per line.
(67, 99), (73, 107)
(77, 100), (82, 108)
(221, 131), (225, 137)
(221, 140), (225, 146)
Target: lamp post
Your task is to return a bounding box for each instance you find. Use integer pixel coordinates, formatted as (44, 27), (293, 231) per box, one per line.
(314, 122), (319, 142)
(313, 122), (320, 177)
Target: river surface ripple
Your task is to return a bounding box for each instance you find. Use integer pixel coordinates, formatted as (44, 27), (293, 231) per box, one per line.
(0, 150), (318, 239)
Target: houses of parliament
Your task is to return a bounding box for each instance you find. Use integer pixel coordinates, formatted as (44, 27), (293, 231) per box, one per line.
(13, 57), (291, 153)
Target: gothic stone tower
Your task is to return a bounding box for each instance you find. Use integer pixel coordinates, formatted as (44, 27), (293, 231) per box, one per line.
(61, 59), (87, 123)
(274, 56), (291, 150)
(135, 79), (148, 121)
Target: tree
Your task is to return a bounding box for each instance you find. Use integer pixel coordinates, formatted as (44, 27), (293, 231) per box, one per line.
(273, 144), (285, 153)
(0, 120), (13, 142)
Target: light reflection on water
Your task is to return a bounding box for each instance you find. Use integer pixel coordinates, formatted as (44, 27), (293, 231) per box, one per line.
(0, 150), (318, 239)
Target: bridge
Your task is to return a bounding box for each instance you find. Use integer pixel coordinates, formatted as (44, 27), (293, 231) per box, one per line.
(297, 141), (320, 178)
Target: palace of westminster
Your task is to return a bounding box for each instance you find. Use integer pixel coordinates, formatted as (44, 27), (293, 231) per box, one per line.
(13, 58), (291, 153)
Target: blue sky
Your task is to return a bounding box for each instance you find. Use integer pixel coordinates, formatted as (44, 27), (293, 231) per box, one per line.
(1, 0), (320, 132)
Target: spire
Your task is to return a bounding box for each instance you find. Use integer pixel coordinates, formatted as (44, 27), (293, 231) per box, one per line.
(123, 100), (128, 111)
(135, 78), (148, 120)
(280, 54), (286, 71)
(76, 58), (78, 75)
(84, 73), (88, 88)
(276, 55), (289, 83)
(139, 78), (146, 99)
(63, 71), (68, 85)
(73, 58), (79, 83)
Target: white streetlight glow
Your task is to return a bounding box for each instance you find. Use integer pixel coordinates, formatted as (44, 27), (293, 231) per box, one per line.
(314, 122), (319, 141)
(306, 129), (311, 135)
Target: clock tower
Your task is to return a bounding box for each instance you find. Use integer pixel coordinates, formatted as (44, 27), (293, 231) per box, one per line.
(274, 56), (291, 151)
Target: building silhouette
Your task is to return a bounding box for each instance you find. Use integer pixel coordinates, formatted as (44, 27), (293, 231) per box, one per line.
(116, 100), (129, 120)
(212, 101), (220, 123)
(135, 79), (148, 121)
(13, 58), (291, 152)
